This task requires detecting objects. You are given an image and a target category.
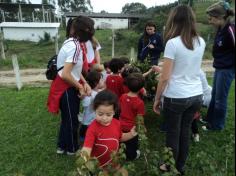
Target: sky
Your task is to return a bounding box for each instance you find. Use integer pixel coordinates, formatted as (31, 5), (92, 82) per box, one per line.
(30, 0), (177, 13)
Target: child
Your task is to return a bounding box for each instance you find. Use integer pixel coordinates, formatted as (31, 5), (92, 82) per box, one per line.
(119, 73), (145, 160)
(192, 69), (212, 141)
(81, 90), (137, 168)
(121, 65), (148, 97)
(101, 61), (111, 82)
(105, 58), (125, 98)
(79, 71), (103, 142)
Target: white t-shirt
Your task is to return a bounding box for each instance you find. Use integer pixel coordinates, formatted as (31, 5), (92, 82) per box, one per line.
(163, 36), (206, 98)
(57, 38), (83, 81)
(85, 40), (101, 63)
(80, 90), (98, 125)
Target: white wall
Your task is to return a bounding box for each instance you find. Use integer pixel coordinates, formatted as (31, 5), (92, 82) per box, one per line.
(2, 27), (59, 42)
(0, 22), (60, 42)
(65, 17), (129, 29)
(93, 18), (128, 29)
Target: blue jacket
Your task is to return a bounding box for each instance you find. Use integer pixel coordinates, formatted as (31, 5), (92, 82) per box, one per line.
(213, 23), (235, 69)
(137, 33), (164, 63)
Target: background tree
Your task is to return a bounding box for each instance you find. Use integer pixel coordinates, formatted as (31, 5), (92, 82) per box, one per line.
(122, 2), (147, 14)
(58, 0), (93, 12)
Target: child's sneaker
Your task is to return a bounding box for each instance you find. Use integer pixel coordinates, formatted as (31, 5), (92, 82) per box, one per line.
(56, 148), (65, 154)
(192, 134), (200, 142)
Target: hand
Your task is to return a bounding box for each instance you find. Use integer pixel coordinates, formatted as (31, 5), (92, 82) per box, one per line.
(152, 65), (161, 73)
(153, 99), (161, 115)
(130, 126), (138, 137)
(78, 87), (86, 99)
(148, 44), (155, 49)
(84, 83), (92, 96)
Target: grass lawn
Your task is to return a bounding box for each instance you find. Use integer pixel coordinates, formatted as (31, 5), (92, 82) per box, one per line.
(0, 80), (235, 176)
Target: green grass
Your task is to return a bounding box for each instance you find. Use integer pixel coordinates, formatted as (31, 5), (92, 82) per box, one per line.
(0, 81), (235, 176)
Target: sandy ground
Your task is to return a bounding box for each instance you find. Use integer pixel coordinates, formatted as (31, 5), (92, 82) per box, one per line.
(0, 60), (214, 87)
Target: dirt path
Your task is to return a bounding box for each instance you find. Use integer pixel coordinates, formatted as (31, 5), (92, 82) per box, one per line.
(0, 60), (214, 87)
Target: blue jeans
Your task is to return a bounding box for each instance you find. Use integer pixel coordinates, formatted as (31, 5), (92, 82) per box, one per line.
(206, 68), (235, 130)
(163, 95), (202, 172)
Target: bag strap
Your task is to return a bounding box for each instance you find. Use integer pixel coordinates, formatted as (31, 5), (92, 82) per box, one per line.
(57, 66), (64, 72)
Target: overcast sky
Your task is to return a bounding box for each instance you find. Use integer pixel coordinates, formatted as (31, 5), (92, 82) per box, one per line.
(30, 0), (177, 13)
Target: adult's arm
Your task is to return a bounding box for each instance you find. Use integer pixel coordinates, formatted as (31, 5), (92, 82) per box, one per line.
(61, 63), (84, 92)
(153, 58), (173, 115)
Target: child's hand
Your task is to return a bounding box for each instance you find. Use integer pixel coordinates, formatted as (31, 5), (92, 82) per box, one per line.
(130, 126), (138, 137)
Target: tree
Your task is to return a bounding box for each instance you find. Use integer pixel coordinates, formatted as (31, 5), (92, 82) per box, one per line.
(58, 0), (93, 12)
(122, 2), (147, 14)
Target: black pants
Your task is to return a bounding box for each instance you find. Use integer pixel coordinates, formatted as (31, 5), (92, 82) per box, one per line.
(57, 87), (80, 153)
(123, 135), (139, 160)
(163, 95), (202, 172)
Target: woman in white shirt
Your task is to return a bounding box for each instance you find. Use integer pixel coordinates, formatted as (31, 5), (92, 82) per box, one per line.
(153, 5), (206, 174)
(47, 16), (94, 155)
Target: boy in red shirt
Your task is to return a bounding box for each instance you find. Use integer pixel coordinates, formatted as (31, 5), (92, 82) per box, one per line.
(82, 90), (137, 168)
(119, 73), (145, 160)
(105, 58), (125, 98)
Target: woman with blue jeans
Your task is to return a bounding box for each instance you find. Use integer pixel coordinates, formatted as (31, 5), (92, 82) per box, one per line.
(153, 5), (205, 174)
(203, 1), (235, 131)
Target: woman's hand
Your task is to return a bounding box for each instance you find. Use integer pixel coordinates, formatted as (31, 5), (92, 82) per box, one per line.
(152, 65), (162, 73)
(153, 99), (161, 115)
(148, 44), (155, 49)
(83, 83), (92, 96)
(78, 86), (86, 99)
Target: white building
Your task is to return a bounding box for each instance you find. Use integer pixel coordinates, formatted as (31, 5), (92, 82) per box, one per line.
(0, 22), (60, 42)
(64, 12), (146, 29)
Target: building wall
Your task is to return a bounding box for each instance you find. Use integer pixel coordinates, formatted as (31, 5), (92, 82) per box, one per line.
(65, 17), (129, 29)
(1, 27), (58, 42)
(93, 18), (128, 29)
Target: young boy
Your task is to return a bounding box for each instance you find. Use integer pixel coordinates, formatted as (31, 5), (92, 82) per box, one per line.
(119, 73), (145, 160)
(79, 71), (103, 142)
(105, 58), (125, 98)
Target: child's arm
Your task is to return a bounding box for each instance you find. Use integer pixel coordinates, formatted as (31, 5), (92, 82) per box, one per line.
(143, 68), (153, 77)
(120, 126), (137, 142)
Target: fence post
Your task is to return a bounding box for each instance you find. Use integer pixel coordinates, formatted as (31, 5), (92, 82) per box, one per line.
(112, 29), (115, 58)
(12, 54), (23, 90)
(130, 47), (136, 62)
(0, 32), (6, 60)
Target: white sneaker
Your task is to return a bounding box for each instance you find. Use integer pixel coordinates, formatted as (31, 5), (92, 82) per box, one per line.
(136, 150), (141, 159)
(193, 134), (200, 142)
(56, 148), (64, 154)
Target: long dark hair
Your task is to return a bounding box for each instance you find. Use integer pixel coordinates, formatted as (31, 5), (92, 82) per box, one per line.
(70, 16), (95, 42)
(143, 21), (157, 45)
(164, 5), (199, 50)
